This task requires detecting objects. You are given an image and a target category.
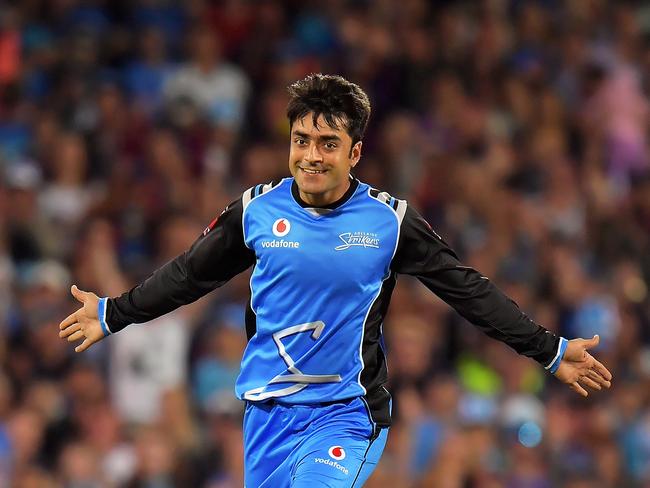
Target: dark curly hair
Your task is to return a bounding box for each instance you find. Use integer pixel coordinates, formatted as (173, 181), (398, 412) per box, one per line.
(286, 74), (371, 148)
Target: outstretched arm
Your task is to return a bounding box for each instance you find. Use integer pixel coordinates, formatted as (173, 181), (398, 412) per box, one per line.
(391, 204), (612, 396)
(59, 198), (255, 352)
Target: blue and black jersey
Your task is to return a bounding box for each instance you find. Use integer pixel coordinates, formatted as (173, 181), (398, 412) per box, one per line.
(103, 177), (563, 427)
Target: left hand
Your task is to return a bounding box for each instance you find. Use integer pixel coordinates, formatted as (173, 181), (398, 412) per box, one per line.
(554, 335), (612, 397)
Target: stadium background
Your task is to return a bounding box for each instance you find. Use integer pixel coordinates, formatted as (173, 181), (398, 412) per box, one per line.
(0, 0), (649, 486)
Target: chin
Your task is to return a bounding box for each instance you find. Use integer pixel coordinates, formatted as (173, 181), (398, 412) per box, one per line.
(299, 181), (325, 194)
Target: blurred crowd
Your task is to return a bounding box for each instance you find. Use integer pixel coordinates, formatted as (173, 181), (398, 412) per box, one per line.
(1, 0), (650, 486)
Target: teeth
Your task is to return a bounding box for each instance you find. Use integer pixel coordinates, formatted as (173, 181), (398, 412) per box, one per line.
(302, 168), (324, 174)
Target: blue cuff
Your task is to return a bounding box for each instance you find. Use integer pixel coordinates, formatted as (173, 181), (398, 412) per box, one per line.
(97, 297), (112, 337)
(546, 337), (568, 374)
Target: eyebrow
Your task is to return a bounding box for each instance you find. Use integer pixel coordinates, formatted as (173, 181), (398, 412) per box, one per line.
(292, 130), (342, 142)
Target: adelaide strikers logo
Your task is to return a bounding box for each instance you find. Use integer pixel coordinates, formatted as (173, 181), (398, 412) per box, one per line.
(328, 446), (346, 461)
(272, 218), (291, 237)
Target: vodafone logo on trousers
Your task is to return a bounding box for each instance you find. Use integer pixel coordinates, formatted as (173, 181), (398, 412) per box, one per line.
(313, 446), (349, 475)
(328, 446), (346, 461)
(273, 218), (291, 237)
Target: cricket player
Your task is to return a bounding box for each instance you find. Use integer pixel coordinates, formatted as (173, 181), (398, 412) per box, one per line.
(60, 74), (612, 487)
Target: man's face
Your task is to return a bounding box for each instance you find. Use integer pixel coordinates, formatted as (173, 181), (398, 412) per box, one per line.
(289, 113), (361, 206)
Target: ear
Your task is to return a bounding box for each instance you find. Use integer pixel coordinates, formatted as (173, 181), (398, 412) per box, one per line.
(350, 141), (362, 168)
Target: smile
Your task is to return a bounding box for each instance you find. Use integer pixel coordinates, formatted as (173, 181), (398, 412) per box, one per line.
(300, 168), (327, 174)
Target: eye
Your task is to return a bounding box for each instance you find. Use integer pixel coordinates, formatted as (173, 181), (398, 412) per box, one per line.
(294, 138), (307, 145)
(325, 142), (337, 149)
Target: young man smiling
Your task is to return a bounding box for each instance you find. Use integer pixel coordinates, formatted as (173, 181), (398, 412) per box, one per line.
(59, 74), (612, 487)
(290, 113), (362, 206)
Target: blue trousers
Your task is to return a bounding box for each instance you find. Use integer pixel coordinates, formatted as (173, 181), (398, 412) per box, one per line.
(243, 397), (388, 487)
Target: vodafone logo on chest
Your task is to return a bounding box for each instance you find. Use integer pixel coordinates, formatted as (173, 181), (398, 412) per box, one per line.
(328, 446), (346, 461)
(272, 218), (291, 237)
(261, 218), (299, 249)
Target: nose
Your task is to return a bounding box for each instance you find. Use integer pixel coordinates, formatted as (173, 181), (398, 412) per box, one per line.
(304, 142), (323, 163)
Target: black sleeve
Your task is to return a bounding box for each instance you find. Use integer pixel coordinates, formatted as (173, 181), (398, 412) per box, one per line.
(106, 197), (255, 332)
(390, 205), (559, 366)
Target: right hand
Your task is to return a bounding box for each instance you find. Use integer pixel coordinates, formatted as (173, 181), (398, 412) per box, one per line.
(59, 285), (106, 353)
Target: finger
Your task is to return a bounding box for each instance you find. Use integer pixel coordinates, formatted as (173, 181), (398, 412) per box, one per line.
(582, 335), (600, 352)
(578, 375), (601, 391)
(587, 369), (611, 388)
(70, 285), (88, 304)
(75, 337), (94, 353)
(59, 309), (80, 330)
(59, 323), (81, 338)
(67, 330), (85, 342)
(590, 357), (612, 382)
(570, 382), (588, 397)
